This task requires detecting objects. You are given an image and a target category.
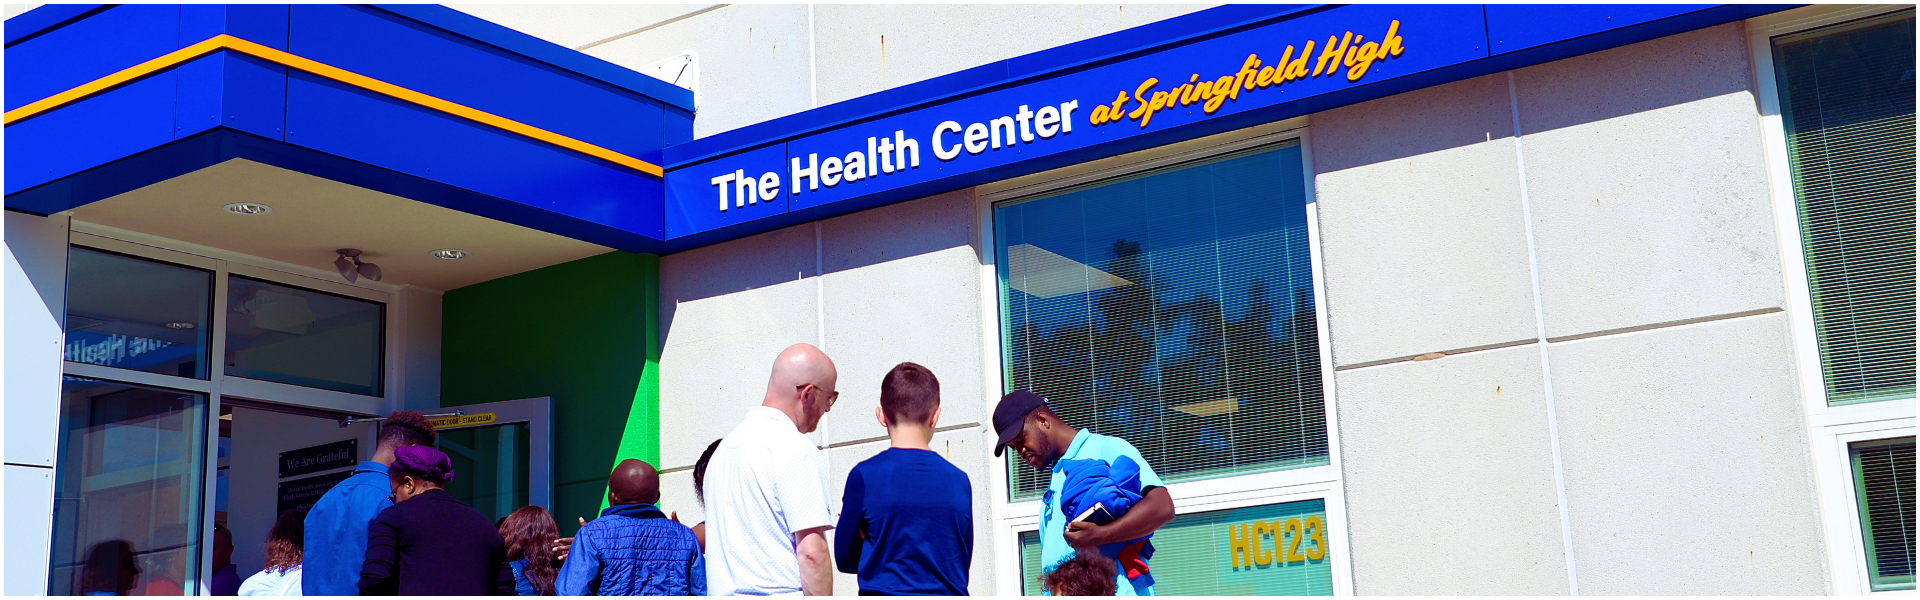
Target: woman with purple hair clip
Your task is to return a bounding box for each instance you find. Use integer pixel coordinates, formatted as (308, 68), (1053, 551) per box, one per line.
(358, 445), (515, 596)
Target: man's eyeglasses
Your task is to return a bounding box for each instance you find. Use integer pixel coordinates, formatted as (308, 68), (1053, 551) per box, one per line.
(798, 383), (839, 407)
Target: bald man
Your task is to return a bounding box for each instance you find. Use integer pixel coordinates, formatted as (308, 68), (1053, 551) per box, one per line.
(705, 343), (841, 596)
(555, 459), (705, 596)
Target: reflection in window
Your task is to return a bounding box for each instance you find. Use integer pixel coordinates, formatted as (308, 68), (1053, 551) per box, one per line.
(65, 247), (212, 379)
(225, 276), (384, 396)
(994, 143), (1326, 500)
(49, 377), (208, 596)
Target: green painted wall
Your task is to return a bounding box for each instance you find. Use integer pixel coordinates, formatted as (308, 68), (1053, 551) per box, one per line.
(441, 251), (660, 533)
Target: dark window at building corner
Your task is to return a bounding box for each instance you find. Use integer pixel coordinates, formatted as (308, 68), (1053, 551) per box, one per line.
(993, 142), (1327, 501)
(64, 246), (214, 379)
(1771, 10), (1917, 406)
(1850, 437), (1915, 591)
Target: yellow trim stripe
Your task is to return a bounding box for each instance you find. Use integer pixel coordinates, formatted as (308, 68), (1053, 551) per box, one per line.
(4, 34), (663, 178)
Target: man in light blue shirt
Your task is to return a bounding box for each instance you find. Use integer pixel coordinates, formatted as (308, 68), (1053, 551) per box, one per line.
(301, 411), (437, 595)
(993, 391), (1174, 596)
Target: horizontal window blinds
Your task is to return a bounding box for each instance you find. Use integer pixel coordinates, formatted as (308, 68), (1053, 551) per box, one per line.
(1850, 438), (1915, 591)
(1019, 499), (1333, 596)
(994, 143), (1327, 500)
(1020, 530), (1043, 596)
(1772, 11), (1917, 405)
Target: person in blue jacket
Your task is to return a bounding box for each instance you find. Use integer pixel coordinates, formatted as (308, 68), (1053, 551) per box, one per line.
(555, 458), (705, 596)
(302, 411), (436, 595)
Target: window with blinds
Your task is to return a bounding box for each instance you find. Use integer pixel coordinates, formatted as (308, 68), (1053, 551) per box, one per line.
(1771, 11), (1917, 406)
(1019, 499), (1334, 595)
(1850, 438), (1915, 591)
(994, 142), (1327, 500)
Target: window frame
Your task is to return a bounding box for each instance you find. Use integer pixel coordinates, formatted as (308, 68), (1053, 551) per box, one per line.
(59, 222), (409, 595)
(1747, 5), (1919, 595)
(976, 116), (1354, 596)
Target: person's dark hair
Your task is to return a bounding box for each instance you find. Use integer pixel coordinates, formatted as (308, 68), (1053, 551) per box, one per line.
(377, 410), (437, 450)
(81, 540), (140, 595)
(499, 506), (560, 596)
(263, 505), (309, 573)
(879, 362), (941, 425)
(693, 439), (722, 506)
(1044, 553), (1117, 596)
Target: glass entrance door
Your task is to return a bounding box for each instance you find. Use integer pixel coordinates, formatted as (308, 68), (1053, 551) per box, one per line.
(426, 398), (553, 524)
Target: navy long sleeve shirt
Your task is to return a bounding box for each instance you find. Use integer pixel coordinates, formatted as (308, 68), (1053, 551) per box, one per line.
(834, 448), (974, 596)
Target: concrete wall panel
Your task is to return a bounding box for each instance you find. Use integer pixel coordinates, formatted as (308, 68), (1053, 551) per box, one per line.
(583, 4), (813, 137)
(4, 464), (55, 596)
(4, 211), (68, 467)
(819, 190), (983, 444)
(1549, 312), (1824, 594)
(1515, 24), (1784, 339)
(1334, 344), (1569, 595)
(1311, 75), (1538, 368)
(811, 5), (1206, 106)
(659, 223), (823, 469)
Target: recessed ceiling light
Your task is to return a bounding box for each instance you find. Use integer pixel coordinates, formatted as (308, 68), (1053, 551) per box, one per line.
(165, 321), (197, 329)
(223, 202), (272, 215)
(431, 249), (470, 260)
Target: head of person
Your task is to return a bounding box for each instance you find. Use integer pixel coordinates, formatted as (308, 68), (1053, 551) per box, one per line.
(211, 523), (234, 569)
(388, 445), (455, 503)
(993, 391), (1076, 470)
(763, 343), (838, 433)
(876, 362), (941, 429)
(1044, 553), (1117, 596)
(374, 410), (437, 458)
(81, 539), (140, 595)
(264, 505), (310, 573)
(693, 439), (722, 507)
(607, 458), (661, 507)
(498, 506), (559, 596)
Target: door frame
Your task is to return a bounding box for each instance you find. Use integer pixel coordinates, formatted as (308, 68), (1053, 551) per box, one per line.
(417, 397), (555, 513)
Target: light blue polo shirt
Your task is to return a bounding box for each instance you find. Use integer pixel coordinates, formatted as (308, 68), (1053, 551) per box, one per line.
(1038, 429), (1164, 596)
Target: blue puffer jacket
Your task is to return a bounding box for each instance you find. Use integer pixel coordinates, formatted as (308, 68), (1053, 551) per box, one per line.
(554, 504), (706, 596)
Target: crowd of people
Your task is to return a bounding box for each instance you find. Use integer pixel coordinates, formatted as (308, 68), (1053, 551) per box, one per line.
(195, 342), (1173, 596)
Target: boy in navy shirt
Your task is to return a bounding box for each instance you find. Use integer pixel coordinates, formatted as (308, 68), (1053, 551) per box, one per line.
(835, 362), (974, 595)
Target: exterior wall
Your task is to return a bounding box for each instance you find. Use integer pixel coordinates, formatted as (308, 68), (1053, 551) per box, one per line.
(450, 4), (1211, 137)
(656, 190), (993, 595)
(3, 211), (68, 595)
(1311, 22), (1824, 594)
(441, 251), (662, 532)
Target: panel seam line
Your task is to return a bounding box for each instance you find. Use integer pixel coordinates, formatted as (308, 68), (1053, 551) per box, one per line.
(1510, 70), (1580, 596)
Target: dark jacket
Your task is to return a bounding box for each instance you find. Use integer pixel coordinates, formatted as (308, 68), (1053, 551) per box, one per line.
(358, 489), (514, 596)
(553, 503), (705, 596)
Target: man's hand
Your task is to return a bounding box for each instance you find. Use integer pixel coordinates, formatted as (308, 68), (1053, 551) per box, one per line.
(1066, 488), (1175, 549)
(552, 517), (588, 562)
(1063, 520), (1108, 549)
(794, 526), (834, 596)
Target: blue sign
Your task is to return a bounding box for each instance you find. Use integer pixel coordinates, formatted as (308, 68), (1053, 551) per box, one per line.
(666, 4), (1489, 238)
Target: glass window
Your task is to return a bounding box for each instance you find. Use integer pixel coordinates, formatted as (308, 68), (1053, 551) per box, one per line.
(225, 276), (384, 396)
(438, 422), (532, 524)
(64, 246), (213, 379)
(48, 377), (209, 596)
(994, 142), (1326, 500)
(1019, 499), (1332, 595)
(1771, 11), (1917, 406)
(1850, 437), (1915, 591)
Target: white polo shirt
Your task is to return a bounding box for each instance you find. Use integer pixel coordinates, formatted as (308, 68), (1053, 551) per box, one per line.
(704, 406), (835, 596)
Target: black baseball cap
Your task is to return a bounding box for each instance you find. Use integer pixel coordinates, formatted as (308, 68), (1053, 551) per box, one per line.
(992, 390), (1049, 457)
